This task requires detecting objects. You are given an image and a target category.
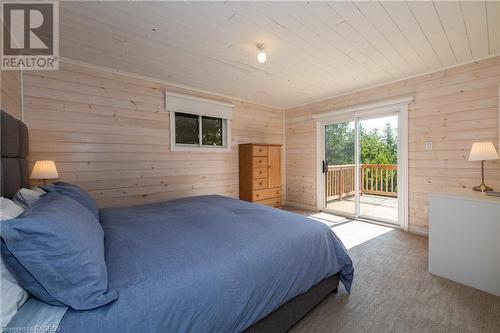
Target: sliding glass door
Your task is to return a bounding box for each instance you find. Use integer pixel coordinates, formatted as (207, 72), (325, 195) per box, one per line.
(358, 115), (398, 223)
(320, 113), (400, 225)
(323, 121), (357, 216)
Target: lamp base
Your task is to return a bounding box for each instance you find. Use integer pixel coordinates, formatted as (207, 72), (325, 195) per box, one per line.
(472, 183), (493, 192)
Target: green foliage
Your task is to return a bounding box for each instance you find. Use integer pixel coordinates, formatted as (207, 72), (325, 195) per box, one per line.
(201, 116), (223, 146)
(325, 122), (397, 165)
(359, 122), (397, 164)
(325, 122), (355, 165)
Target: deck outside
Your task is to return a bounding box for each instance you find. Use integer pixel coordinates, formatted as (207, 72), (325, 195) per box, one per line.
(325, 164), (398, 223)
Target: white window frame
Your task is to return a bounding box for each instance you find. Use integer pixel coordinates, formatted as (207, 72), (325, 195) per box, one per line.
(169, 112), (231, 152)
(166, 92), (233, 152)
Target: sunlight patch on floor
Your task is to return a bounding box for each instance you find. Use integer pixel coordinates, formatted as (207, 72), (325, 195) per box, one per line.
(306, 212), (350, 226)
(284, 206), (396, 250)
(331, 221), (394, 249)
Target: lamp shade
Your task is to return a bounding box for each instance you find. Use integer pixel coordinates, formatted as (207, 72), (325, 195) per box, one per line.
(31, 160), (59, 180)
(468, 142), (499, 161)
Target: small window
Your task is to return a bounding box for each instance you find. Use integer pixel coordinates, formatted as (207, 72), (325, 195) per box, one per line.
(175, 113), (199, 145)
(201, 116), (223, 146)
(166, 91), (233, 152)
(171, 112), (229, 151)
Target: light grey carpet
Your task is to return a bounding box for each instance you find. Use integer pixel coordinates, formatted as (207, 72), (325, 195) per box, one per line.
(290, 229), (500, 333)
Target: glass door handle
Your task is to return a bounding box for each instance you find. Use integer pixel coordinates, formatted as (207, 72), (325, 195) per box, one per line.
(322, 161), (327, 174)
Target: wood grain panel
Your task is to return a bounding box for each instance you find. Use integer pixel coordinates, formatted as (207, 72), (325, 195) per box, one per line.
(285, 55), (500, 234)
(253, 168), (268, 179)
(252, 145), (267, 156)
(254, 197), (281, 208)
(1, 70), (22, 119)
(252, 188), (281, 201)
(23, 62), (284, 207)
(253, 178), (267, 190)
(253, 157), (267, 168)
(268, 145), (281, 188)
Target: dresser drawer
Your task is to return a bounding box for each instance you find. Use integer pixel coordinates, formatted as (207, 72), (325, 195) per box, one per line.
(252, 188), (280, 201)
(253, 145), (267, 157)
(253, 157), (267, 168)
(255, 197), (281, 208)
(253, 167), (267, 179)
(252, 178), (267, 190)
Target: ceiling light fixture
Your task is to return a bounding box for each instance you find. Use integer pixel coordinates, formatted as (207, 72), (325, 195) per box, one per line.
(256, 43), (267, 63)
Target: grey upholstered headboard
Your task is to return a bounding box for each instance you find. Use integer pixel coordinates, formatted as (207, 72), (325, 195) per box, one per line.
(1, 110), (29, 199)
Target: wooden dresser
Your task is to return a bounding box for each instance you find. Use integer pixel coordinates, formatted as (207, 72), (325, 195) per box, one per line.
(239, 143), (281, 208)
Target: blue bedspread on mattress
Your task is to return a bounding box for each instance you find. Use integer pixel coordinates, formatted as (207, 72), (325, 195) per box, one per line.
(18, 195), (353, 333)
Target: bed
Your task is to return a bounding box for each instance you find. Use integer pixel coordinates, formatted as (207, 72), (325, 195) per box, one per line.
(1, 110), (354, 333)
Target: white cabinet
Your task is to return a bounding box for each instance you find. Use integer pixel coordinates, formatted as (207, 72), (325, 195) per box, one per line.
(429, 191), (500, 296)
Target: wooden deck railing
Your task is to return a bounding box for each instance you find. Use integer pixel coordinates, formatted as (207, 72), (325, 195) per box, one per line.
(326, 165), (356, 201)
(326, 164), (397, 201)
(361, 164), (397, 197)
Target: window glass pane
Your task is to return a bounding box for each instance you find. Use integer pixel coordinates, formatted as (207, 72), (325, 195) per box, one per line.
(202, 116), (223, 146)
(175, 113), (199, 145)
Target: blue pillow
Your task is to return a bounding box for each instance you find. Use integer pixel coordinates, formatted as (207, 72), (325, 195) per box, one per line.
(42, 182), (99, 219)
(0, 191), (117, 310)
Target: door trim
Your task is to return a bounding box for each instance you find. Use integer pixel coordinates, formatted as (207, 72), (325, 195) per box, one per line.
(316, 98), (411, 231)
(312, 96), (413, 121)
(397, 103), (409, 231)
(316, 119), (358, 219)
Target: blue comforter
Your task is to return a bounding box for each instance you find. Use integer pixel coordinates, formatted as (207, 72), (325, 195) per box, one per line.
(22, 195), (353, 333)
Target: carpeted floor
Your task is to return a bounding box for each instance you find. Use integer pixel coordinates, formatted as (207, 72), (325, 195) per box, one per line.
(288, 222), (500, 333)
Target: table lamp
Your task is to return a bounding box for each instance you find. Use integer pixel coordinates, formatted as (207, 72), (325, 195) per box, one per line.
(468, 142), (499, 192)
(31, 160), (59, 185)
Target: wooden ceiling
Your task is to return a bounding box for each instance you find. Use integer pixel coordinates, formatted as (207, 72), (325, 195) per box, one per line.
(60, 1), (499, 108)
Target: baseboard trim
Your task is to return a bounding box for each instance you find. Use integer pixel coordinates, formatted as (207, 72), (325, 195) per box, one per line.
(409, 225), (428, 236)
(283, 201), (318, 212)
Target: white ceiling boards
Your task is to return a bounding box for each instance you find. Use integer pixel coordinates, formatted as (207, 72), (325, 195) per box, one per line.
(59, 1), (499, 108)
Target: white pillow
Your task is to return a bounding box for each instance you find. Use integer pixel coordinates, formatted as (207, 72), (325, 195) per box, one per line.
(1, 278), (30, 328)
(0, 198), (24, 220)
(0, 197), (29, 328)
(12, 187), (45, 209)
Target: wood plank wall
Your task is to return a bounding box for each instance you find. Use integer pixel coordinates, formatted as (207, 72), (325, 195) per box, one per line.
(1, 70), (22, 119)
(285, 56), (500, 234)
(23, 62), (284, 207)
